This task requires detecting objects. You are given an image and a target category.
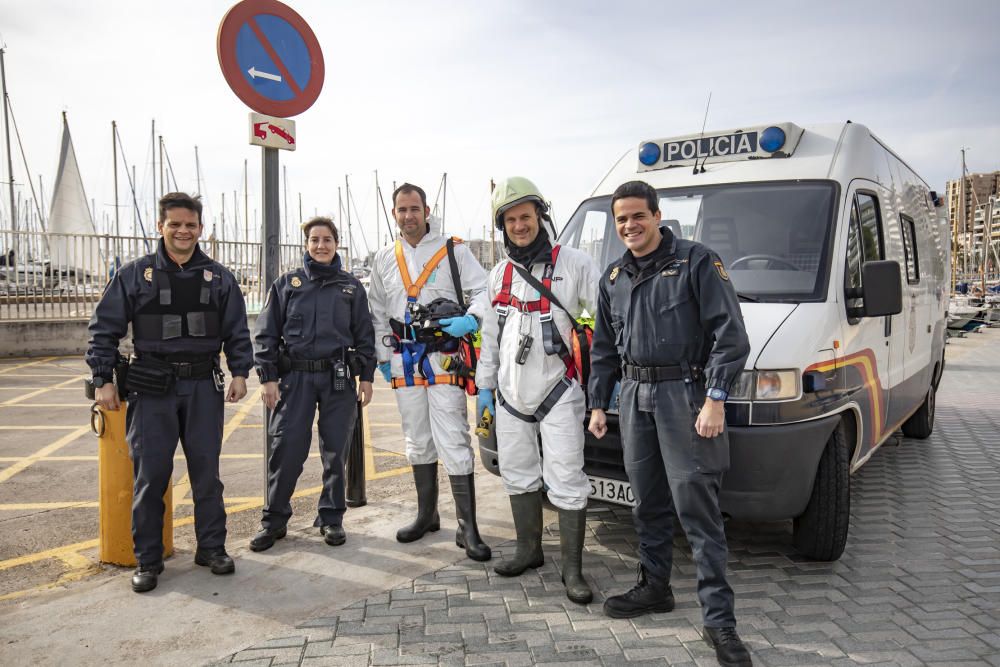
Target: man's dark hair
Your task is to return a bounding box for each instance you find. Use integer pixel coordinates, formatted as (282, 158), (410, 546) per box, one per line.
(392, 182), (427, 210)
(610, 180), (659, 215)
(302, 216), (339, 242)
(159, 191), (203, 224)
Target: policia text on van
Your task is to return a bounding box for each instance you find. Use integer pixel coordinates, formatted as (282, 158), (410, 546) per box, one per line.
(549, 122), (948, 561)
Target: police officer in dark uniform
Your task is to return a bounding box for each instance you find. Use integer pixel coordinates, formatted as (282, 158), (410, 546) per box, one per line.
(87, 192), (253, 593)
(250, 217), (376, 551)
(588, 181), (753, 666)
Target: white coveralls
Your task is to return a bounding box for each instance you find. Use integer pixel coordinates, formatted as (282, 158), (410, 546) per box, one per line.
(477, 242), (600, 510)
(368, 219), (490, 475)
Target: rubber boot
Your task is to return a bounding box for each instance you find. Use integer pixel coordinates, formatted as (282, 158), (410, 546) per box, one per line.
(449, 474), (492, 561)
(396, 463), (440, 543)
(494, 490), (544, 577)
(559, 508), (593, 604)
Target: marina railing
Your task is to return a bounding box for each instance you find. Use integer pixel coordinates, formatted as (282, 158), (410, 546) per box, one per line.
(0, 230), (303, 322)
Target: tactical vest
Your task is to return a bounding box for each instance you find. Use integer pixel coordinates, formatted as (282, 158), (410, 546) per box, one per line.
(134, 265), (221, 342)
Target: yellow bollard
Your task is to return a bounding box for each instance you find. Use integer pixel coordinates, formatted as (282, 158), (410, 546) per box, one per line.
(92, 403), (173, 566)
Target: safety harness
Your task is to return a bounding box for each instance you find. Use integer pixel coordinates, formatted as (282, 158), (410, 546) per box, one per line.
(388, 237), (470, 390)
(492, 246), (577, 422)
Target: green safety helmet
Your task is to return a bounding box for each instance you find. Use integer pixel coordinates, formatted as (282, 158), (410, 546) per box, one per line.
(491, 176), (549, 230)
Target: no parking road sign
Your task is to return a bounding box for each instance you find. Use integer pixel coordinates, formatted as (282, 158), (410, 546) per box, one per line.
(217, 0), (325, 118)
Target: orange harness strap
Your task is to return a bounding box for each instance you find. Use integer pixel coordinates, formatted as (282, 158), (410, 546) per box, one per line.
(394, 238), (463, 299)
(391, 374), (465, 390)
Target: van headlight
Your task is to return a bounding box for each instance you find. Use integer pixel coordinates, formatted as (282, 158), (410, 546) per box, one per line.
(754, 370), (799, 400)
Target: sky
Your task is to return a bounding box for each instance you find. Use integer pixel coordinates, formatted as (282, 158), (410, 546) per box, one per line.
(1, 0), (998, 255)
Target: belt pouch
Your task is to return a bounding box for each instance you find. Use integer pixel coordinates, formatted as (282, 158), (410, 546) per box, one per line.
(125, 357), (175, 395)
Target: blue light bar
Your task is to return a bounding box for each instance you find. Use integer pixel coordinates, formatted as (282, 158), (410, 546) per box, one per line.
(759, 126), (786, 153)
(638, 142), (661, 166)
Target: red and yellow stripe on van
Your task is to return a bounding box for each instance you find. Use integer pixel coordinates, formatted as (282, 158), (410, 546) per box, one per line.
(805, 349), (886, 445)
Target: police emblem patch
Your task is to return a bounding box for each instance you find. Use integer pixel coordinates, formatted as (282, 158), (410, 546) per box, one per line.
(662, 268), (679, 277)
(714, 261), (730, 281)
(143, 267), (153, 282)
(291, 276), (302, 287)
(609, 266), (620, 283)
(342, 286), (354, 295)
(203, 270), (213, 282)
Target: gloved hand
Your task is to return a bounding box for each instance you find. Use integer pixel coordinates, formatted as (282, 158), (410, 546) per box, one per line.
(477, 388), (495, 421)
(378, 361), (392, 383)
(439, 314), (479, 337)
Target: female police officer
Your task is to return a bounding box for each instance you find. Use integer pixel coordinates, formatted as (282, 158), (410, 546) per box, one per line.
(251, 217), (376, 551)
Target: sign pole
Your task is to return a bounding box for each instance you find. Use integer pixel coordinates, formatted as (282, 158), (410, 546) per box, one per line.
(261, 145), (280, 493)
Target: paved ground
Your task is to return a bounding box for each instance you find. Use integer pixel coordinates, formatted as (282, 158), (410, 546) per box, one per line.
(0, 327), (998, 666)
(219, 328), (1000, 667)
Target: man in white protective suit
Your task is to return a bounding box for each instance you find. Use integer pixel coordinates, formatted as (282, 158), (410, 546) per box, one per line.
(368, 182), (492, 561)
(476, 176), (600, 603)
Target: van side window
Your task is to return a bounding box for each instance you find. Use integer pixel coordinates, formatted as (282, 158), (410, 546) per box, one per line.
(900, 215), (919, 283)
(856, 193), (884, 262)
(845, 192), (884, 320)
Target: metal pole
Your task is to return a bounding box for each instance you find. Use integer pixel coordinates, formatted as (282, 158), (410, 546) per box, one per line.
(261, 146), (280, 496)
(159, 135), (165, 196)
(1, 48), (17, 266)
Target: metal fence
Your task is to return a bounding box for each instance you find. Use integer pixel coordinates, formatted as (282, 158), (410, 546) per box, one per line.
(0, 230), (304, 322)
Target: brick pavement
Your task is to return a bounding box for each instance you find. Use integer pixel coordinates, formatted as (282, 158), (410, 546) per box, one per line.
(219, 332), (1000, 666)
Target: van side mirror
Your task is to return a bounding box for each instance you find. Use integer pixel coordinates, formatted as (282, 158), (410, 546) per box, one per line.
(860, 260), (902, 317)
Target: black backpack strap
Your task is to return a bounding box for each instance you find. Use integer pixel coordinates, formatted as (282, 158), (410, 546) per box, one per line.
(511, 263), (584, 334)
(446, 238), (465, 311)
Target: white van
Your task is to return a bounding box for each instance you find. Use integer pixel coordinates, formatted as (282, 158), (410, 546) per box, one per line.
(479, 121), (949, 561)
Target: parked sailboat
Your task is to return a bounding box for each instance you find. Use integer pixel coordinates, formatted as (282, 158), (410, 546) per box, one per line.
(48, 112), (104, 278)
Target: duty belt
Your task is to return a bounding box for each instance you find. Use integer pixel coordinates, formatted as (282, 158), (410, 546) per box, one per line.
(139, 353), (215, 379)
(623, 363), (701, 383)
(288, 356), (344, 372)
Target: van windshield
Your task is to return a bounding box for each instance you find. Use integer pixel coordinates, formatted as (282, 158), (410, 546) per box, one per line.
(558, 181), (837, 302)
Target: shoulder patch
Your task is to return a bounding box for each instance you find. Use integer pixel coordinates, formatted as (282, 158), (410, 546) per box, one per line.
(291, 276), (302, 288)
(714, 260), (730, 281)
(609, 266), (621, 284)
(143, 267), (153, 283)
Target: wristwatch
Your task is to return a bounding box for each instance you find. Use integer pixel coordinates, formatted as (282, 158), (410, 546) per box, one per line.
(92, 376), (108, 388)
(706, 387), (728, 402)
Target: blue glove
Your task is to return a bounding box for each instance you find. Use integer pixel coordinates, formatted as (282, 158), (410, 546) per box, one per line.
(378, 362), (391, 383)
(439, 314), (479, 337)
(477, 388), (495, 421)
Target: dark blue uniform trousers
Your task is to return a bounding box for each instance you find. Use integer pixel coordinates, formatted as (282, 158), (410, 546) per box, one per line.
(618, 378), (736, 627)
(263, 370), (357, 530)
(126, 378), (226, 566)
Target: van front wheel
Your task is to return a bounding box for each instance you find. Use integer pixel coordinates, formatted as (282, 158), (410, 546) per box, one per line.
(793, 419), (850, 561)
(901, 385), (935, 439)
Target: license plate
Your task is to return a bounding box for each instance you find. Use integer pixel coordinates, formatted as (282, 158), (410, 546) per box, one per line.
(588, 475), (636, 506)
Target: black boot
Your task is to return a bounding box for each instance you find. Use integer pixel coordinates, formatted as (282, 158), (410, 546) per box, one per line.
(558, 508), (592, 604)
(449, 474), (491, 562)
(194, 547), (235, 575)
(249, 526), (287, 552)
(703, 626), (753, 667)
(131, 562), (164, 593)
(494, 491), (544, 576)
(603, 563), (674, 618)
(396, 463), (440, 543)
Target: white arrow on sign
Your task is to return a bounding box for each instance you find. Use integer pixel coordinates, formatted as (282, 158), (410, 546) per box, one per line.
(248, 66), (282, 82)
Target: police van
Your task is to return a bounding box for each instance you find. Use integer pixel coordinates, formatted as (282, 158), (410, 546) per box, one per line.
(482, 121), (949, 561)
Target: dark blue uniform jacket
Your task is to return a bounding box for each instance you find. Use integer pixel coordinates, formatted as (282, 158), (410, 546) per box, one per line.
(86, 240), (253, 381)
(253, 253), (377, 383)
(588, 227), (750, 409)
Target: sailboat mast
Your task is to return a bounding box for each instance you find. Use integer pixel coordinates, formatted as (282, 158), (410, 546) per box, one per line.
(1, 47), (17, 251)
(151, 119), (156, 221)
(961, 148), (968, 283)
(159, 135), (165, 196)
(112, 121), (120, 239)
(244, 159), (249, 242)
(344, 175), (352, 270)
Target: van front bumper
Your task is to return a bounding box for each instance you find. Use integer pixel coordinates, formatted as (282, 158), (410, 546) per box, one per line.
(721, 415), (840, 521)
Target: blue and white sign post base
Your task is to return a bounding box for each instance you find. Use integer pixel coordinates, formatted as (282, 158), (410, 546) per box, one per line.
(218, 0), (325, 494)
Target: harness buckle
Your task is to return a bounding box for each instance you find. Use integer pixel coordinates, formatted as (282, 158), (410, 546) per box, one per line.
(495, 305), (509, 317)
(538, 312), (553, 323)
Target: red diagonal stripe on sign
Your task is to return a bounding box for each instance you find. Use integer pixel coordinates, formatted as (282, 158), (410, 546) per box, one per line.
(248, 17), (303, 96)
